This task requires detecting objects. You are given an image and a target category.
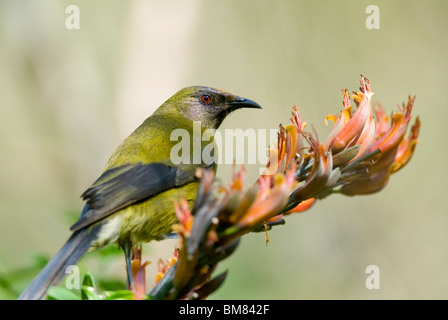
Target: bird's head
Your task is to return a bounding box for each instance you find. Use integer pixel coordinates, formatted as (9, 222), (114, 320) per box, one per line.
(158, 86), (262, 129)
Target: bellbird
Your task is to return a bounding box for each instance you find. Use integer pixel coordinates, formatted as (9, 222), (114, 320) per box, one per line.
(18, 86), (261, 300)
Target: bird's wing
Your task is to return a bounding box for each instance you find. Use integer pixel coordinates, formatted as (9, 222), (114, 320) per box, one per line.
(70, 162), (198, 232)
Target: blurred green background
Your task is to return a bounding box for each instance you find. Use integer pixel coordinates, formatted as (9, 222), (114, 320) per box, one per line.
(0, 0), (446, 299)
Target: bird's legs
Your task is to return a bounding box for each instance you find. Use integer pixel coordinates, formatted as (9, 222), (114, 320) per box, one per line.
(121, 241), (134, 291)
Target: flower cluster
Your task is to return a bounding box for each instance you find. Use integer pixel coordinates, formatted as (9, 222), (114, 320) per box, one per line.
(278, 76), (420, 216)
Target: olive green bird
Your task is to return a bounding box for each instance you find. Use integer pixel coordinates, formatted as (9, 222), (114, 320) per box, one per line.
(18, 87), (261, 300)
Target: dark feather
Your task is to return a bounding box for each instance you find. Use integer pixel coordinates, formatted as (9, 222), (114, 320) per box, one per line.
(70, 162), (197, 231)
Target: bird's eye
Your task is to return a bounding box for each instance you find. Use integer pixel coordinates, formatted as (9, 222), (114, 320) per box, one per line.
(201, 95), (212, 104)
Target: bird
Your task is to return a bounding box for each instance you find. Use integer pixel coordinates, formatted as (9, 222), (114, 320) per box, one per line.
(18, 86), (262, 300)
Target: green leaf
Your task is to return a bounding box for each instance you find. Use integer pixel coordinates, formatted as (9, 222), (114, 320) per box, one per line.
(103, 290), (134, 300)
(82, 273), (96, 289)
(47, 287), (81, 300)
(81, 285), (100, 300)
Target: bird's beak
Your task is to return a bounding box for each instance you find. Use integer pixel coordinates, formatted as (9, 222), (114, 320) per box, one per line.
(226, 96), (263, 110)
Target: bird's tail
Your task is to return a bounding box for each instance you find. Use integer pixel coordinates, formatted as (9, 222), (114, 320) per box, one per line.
(18, 224), (102, 300)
